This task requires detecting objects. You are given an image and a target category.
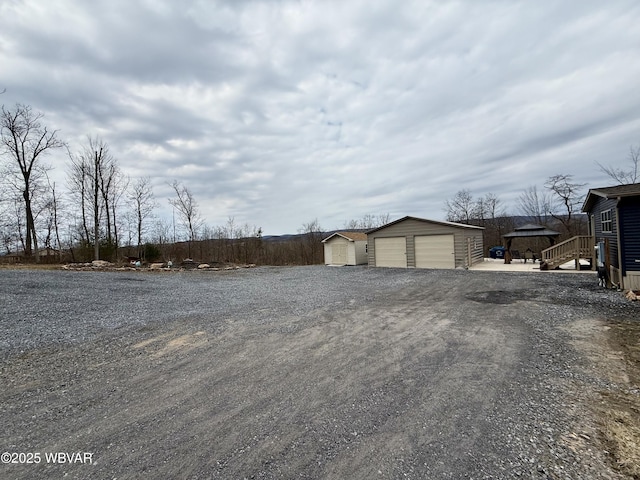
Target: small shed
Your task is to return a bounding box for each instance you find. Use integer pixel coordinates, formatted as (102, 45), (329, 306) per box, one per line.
(582, 183), (640, 290)
(366, 216), (484, 269)
(322, 232), (368, 266)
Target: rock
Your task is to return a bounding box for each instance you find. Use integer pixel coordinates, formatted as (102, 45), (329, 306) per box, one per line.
(149, 263), (165, 270)
(91, 260), (111, 267)
(197, 263), (210, 269)
(181, 259), (198, 269)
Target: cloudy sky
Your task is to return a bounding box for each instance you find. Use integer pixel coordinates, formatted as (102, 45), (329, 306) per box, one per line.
(2, 0), (640, 235)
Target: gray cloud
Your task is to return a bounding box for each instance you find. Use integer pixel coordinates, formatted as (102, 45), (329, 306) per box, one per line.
(1, 0), (640, 234)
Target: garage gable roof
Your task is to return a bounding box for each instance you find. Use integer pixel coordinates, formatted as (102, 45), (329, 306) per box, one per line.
(321, 231), (368, 243)
(366, 216), (484, 234)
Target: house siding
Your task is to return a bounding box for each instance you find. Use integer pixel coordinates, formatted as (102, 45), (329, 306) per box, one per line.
(584, 185), (640, 290)
(367, 218), (484, 268)
(620, 197), (640, 275)
(591, 197), (619, 269)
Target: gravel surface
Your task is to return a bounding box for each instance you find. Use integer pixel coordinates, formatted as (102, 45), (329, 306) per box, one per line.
(0, 265), (638, 479)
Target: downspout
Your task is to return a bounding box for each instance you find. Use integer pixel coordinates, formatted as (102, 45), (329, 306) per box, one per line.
(615, 197), (624, 290)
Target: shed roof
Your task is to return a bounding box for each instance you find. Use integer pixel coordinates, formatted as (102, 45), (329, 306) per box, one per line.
(321, 231), (368, 243)
(582, 183), (640, 212)
(366, 216), (484, 234)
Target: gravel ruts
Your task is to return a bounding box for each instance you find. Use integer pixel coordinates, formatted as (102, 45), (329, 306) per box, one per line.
(1, 266), (638, 479)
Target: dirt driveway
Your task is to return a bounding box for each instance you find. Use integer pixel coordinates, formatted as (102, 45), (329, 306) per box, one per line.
(1, 266), (638, 479)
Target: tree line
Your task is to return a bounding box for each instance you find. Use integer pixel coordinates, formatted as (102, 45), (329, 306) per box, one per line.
(444, 148), (638, 251)
(3, 102), (636, 264)
(0, 104), (168, 263)
(0, 103), (389, 265)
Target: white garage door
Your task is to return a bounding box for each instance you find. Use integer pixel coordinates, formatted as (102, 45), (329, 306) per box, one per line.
(375, 237), (407, 268)
(415, 234), (455, 269)
(331, 243), (347, 265)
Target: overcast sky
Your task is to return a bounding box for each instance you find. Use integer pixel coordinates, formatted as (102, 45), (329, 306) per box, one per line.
(2, 0), (640, 235)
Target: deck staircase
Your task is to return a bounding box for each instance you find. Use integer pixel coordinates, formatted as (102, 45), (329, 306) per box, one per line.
(540, 235), (594, 270)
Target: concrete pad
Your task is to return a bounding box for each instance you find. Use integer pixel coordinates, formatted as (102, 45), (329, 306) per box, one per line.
(471, 258), (595, 274)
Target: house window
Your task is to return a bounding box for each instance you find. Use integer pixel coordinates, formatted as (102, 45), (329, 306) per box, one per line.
(601, 209), (612, 233)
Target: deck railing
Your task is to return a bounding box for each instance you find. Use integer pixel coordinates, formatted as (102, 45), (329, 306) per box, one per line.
(541, 235), (594, 268)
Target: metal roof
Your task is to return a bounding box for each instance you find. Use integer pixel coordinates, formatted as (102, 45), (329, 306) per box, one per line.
(582, 183), (640, 212)
(366, 216), (484, 234)
(503, 224), (560, 238)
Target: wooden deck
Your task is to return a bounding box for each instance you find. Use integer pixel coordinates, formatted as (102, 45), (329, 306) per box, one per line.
(541, 235), (594, 270)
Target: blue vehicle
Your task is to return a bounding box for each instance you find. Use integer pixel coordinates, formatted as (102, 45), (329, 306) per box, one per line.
(489, 246), (505, 259)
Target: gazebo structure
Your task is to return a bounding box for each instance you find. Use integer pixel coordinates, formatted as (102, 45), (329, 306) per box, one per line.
(502, 224), (561, 264)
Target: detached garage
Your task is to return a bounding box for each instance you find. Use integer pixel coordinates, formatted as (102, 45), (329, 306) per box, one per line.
(367, 216), (484, 269)
(322, 232), (368, 266)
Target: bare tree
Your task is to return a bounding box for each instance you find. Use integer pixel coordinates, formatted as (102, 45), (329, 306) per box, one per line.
(518, 185), (552, 225)
(128, 177), (156, 259)
(43, 172), (64, 262)
(343, 213), (391, 230)
(298, 218), (324, 264)
(108, 171), (129, 252)
(169, 180), (201, 258)
(482, 193), (505, 220)
(67, 147), (91, 245)
(544, 174), (586, 236)
(11, 196), (26, 253)
(98, 152), (128, 248)
(152, 218), (172, 245)
(67, 136), (124, 260)
(596, 144), (639, 185)
(444, 189), (475, 224)
(376, 213), (391, 226)
(477, 193), (509, 247)
(0, 104), (63, 261)
(0, 189), (22, 254)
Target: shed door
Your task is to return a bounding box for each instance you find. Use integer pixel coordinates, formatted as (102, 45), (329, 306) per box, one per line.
(415, 234), (455, 269)
(375, 237), (407, 268)
(332, 243), (348, 265)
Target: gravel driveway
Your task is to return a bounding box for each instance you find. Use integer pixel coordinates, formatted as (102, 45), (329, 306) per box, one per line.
(1, 266), (638, 479)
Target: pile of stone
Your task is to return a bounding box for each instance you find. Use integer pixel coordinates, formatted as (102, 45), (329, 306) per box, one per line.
(195, 263), (257, 271)
(61, 260), (257, 272)
(625, 290), (639, 301)
(61, 260), (121, 271)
